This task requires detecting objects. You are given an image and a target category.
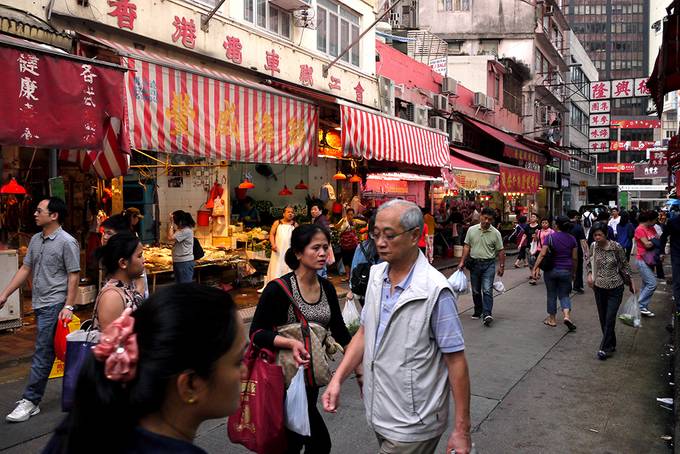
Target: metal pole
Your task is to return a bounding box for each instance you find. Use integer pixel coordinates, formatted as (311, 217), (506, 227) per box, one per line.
(322, 0), (402, 78)
(49, 149), (58, 179)
(616, 126), (621, 188)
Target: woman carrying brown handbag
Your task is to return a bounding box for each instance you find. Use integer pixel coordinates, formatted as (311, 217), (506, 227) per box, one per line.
(250, 224), (359, 454)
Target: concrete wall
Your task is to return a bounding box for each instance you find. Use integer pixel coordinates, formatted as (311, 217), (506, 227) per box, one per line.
(446, 56), (491, 94)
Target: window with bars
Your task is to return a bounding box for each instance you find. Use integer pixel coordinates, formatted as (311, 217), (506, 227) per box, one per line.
(317, 0), (360, 66)
(437, 0), (471, 11)
(244, 0), (292, 39)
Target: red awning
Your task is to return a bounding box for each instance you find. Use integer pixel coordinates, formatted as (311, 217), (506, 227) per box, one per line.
(341, 104), (450, 168)
(451, 148), (539, 194)
(80, 34), (319, 165)
(443, 155), (499, 191)
(466, 119), (547, 165)
(547, 148), (571, 160)
(450, 155), (499, 174)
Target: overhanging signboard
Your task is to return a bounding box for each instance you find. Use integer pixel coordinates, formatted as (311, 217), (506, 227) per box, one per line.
(633, 162), (668, 179)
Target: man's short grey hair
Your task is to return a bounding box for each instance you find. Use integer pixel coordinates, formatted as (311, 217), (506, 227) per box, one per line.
(377, 199), (424, 233)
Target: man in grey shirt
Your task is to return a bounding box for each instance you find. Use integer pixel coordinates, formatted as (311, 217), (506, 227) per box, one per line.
(0, 197), (80, 423)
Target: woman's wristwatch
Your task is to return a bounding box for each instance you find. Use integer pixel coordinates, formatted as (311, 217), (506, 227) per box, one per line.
(65, 305), (75, 312)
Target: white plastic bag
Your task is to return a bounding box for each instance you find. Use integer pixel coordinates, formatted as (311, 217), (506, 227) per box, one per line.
(493, 279), (505, 293)
(342, 296), (360, 327)
(618, 294), (641, 328)
(448, 270), (469, 294)
(285, 367), (311, 436)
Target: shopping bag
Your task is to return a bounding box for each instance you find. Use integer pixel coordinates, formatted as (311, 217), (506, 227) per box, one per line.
(342, 296), (360, 327)
(448, 270), (469, 294)
(493, 279), (506, 293)
(284, 367), (311, 436)
(54, 320), (71, 362)
(49, 315), (81, 379)
(62, 328), (100, 411)
(618, 294), (642, 328)
(228, 335), (287, 454)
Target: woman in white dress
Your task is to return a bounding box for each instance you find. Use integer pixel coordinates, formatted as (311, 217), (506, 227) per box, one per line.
(259, 206), (298, 293)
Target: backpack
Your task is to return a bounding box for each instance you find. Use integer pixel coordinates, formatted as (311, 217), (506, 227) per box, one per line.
(583, 211), (593, 229)
(350, 242), (375, 297)
(193, 238), (205, 260)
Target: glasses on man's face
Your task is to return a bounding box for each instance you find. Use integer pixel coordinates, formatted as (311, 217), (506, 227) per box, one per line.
(370, 227), (416, 242)
(34, 208), (50, 215)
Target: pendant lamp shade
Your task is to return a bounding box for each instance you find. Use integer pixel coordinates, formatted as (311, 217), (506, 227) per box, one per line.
(0, 177), (27, 195)
(349, 174), (362, 183)
(294, 179), (309, 190)
(332, 171), (347, 181)
(238, 178), (255, 189)
(278, 185), (293, 196)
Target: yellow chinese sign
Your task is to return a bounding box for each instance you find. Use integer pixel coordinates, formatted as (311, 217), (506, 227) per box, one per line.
(217, 101), (239, 140)
(165, 93), (196, 136)
(254, 112), (274, 144)
(287, 119), (306, 147)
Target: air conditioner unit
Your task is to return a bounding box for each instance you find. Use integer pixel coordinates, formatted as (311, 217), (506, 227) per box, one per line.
(449, 121), (463, 143)
(413, 104), (429, 126)
(485, 97), (496, 111)
(433, 94), (450, 113)
(378, 76), (395, 116)
(473, 92), (487, 108)
(441, 77), (458, 95)
(429, 116), (447, 132)
(544, 4), (554, 15)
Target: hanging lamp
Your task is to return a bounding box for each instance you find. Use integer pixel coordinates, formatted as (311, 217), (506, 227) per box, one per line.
(0, 177), (27, 195)
(332, 171), (347, 181)
(294, 179), (309, 190)
(349, 174), (362, 183)
(278, 185), (293, 196)
(238, 178), (255, 189)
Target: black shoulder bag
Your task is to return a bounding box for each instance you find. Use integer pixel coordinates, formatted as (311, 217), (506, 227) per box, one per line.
(350, 242), (375, 298)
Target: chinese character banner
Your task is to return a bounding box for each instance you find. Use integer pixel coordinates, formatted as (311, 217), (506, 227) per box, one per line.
(0, 46), (126, 150)
(125, 58), (318, 164)
(441, 168), (499, 192)
(499, 167), (540, 194)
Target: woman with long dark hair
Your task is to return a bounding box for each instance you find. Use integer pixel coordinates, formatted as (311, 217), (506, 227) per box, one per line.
(586, 223), (635, 360)
(250, 224), (355, 454)
(168, 210), (196, 283)
(44, 284), (246, 453)
(93, 232), (145, 330)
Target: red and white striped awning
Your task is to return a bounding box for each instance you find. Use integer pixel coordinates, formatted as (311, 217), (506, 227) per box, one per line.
(79, 34), (318, 165)
(340, 104), (450, 168)
(60, 118), (129, 179)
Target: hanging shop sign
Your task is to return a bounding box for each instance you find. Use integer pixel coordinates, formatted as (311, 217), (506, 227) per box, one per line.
(441, 168), (499, 192)
(364, 178), (409, 194)
(0, 45), (126, 150)
(589, 113), (611, 127)
(589, 140), (610, 154)
(597, 163), (634, 173)
(633, 162), (668, 179)
(619, 184), (667, 191)
(589, 78), (650, 100)
(649, 149), (667, 166)
(542, 165), (559, 189)
(610, 140), (656, 151)
(610, 119), (662, 129)
(500, 166), (540, 194)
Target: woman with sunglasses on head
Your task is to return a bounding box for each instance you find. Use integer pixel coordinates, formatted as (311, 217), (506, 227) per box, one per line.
(586, 222), (635, 360)
(43, 284), (247, 453)
(250, 224), (357, 454)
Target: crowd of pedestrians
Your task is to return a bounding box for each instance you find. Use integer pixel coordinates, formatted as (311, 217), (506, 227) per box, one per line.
(0, 195), (677, 454)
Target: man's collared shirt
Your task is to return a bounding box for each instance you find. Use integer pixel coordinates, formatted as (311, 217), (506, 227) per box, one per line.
(24, 227), (80, 309)
(464, 224), (504, 260)
(362, 261), (465, 353)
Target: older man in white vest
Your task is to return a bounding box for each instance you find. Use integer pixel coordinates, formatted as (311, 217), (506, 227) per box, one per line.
(323, 199), (472, 454)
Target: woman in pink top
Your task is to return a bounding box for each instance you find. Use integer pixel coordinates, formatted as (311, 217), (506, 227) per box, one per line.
(634, 210), (660, 317)
(529, 218), (555, 285)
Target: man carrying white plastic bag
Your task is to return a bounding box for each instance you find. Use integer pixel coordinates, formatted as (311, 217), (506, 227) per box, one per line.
(285, 366), (311, 436)
(449, 269), (469, 295)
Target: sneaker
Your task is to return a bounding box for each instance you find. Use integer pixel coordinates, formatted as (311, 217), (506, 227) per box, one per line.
(597, 350), (607, 361)
(483, 315), (493, 326)
(574, 288), (585, 295)
(529, 279), (537, 286)
(6, 399), (40, 423)
(471, 313), (482, 320)
(640, 308), (655, 317)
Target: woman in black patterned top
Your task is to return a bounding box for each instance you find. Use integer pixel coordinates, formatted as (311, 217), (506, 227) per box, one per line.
(250, 224), (356, 454)
(586, 223), (636, 360)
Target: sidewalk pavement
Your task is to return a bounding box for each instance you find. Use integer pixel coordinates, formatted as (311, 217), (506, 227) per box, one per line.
(0, 259), (672, 453)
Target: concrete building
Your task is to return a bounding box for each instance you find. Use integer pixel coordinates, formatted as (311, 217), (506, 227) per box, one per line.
(566, 0), (650, 117)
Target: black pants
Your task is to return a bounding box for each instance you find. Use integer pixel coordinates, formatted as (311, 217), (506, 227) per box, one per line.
(573, 249), (584, 291)
(593, 285), (624, 353)
(656, 262), (665, 279)
(285, 387), (331, 454)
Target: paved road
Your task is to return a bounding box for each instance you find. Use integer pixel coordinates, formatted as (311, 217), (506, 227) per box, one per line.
(0, 260), (673, 453)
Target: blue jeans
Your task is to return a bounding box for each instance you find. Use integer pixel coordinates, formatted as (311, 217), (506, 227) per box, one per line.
(635, 259), (657, 309)
(23, 304), (63, 404)
(470, 259), (495, 316)
(544, 268), (572, 315)
(173, 260), (195, 283)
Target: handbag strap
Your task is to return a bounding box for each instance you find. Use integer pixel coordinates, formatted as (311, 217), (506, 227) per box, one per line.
(359, 241), (374, 265)
(274, 278), (316, 386)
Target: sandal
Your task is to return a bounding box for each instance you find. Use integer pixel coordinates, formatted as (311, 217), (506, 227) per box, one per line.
(564, 320), (576, 331)
(543, 319), (557, 327)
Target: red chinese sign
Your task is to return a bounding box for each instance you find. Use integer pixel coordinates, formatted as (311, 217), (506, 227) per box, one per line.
(500, 167), (540, 193)
(589, 127), (609, 139)
(171, 16), (196, 49)
(597, 163), (634, 173)
(589, 113), (610, 127)
(0, 46), (126, 150)
(590, 100), (611, 113)
(612, 79), (633, 98)
(108, 0), (137, 30)
(610, 141), (656, 151)
(589, 140), (610, 154)
(223, 36), (242, 64)
(503, 147), (544, 165)
(589, 81), (611, 99)
(299, 64), (313, 86)
(354, 82), (364, 103)
(264, 49), (280, 75)
(610, 119), (661, 129)
(635, 77), (651, 96)
(328, 76), (341, 90)
(650, 150), (667, 166)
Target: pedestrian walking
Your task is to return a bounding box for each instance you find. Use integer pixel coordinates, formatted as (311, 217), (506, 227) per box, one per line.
(509, 215), (528, 268)
(615, 211), (635, 261)
(322, 199), (472, 454)
(123, 207), (144, 236)
(532, 216), (577, 331)
(634, 210), (660, 317)
(586, 223), (635, 360)
(423, 206), (436, 263)
(250, 224), (354, 454)
(458, 207), (505, 325)
(529, 217), (553, 285)
(348, 215), (381, 307)
(44, 284), (246, 453)
(259, 205), (298, 293)
(310, 200), (332, 278)
(654, 210), (667, 280)
(608, 207), (621, 237)
(336, 208), (360, 282)
(568, 210), (588, 294)
(93, 231), (145, 330)
(167, 210), (196, 284)
(0, 197), (80, 423)
(661, 212), (680, 312)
